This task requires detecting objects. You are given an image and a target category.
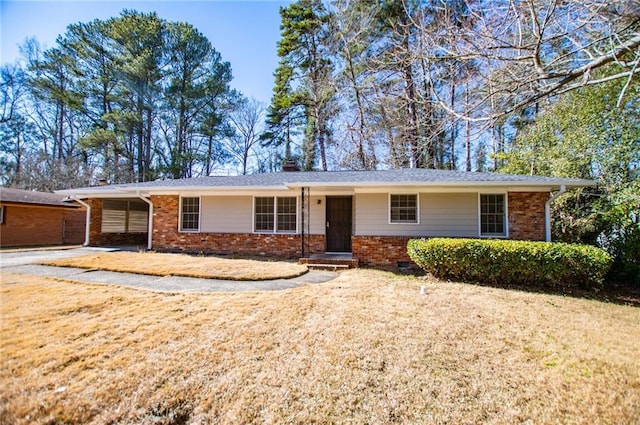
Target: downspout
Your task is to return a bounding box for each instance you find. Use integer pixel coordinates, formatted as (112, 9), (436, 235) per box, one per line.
(70, 195), (91, 247)
(301, 187), (305, 258)
(545, 185), (566, 242)
(137, 192), (153, 251)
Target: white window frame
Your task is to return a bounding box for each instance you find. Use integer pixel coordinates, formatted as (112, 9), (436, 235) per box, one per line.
(253, 196), (298, 234)
(179, 196), (201, 233)
(388, 193), (420, 225)
(478, 192), (508, 238)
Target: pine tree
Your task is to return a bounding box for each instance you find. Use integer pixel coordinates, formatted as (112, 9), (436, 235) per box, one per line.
(265, 0), (334, 171)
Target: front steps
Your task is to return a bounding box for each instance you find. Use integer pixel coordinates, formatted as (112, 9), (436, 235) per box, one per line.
(299, 253), (359, 270)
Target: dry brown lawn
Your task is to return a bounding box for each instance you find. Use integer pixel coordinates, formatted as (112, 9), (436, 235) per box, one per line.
(42, 251), (308, 280)
(1, 269), (639, 425)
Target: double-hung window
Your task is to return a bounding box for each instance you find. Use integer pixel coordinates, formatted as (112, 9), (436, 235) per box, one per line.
(480, 194), (506, 237)
(254, 197), (297, 233)
(390, 194), (418, 224)
(180, 197), (200, 232)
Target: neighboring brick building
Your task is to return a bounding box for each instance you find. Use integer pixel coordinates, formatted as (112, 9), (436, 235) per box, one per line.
(0, 187), (86, 248)
(56, 169), (592, 268)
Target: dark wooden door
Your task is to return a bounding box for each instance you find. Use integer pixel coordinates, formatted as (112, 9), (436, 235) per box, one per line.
(326, 197), (352, 252)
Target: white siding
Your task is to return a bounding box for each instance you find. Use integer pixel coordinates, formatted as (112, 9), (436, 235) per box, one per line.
(308, 196), (326, 235)
(199, 195), (324, 234)
(355, 192), (478, 237)
(200, 196), (253, 233)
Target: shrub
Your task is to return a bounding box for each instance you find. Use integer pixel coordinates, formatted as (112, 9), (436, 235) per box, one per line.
(407, 238), (612, 290)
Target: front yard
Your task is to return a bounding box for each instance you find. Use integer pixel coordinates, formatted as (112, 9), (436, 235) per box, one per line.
(41, 251), (308, 280)
(1, 266), (639, 424)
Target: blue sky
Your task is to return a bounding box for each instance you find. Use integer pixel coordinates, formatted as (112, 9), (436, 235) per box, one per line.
(0, 0), (292, 104)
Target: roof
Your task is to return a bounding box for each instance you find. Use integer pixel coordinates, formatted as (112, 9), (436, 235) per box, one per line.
(0, 187), (80, 208)
(56, 169), (594, 197)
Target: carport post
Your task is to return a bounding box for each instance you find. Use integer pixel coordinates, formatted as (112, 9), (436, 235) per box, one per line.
(138, 192), (153, 251)
(545, 185), (566, 242)
(71, 195), (91, 246)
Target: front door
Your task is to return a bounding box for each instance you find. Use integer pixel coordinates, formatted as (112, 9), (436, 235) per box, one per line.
(326, 196), (352, 252)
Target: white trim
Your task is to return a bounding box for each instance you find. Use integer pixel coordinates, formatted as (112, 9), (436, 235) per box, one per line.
(137, 193), (153, 250)
(179, 196), (201, 233)
(478, 192), (509, 238)
(56, 178), (593, 199)
(69, 196), (91, 246)
(545, 185), (566, 242)
(388, 193), (420, 225)
(286, 179), (594, 189)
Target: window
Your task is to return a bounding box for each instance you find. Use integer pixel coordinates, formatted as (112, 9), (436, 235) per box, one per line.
(180, 197), (200, 232)
(277, 197), (297, 232)
(480, 194), (506, 237)
(390, 194), (418, 223)
(254, 197), (274, 232)
(102, 200), (148, 233)
(254, 196), (297, 233)
(0, 206), (4, 224)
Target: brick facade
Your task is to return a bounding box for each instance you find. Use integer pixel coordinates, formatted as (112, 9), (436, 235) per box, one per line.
(352, 236), (413, 268)
(151, 195), (324, 258)
(508, 192), (549, 241)
(83, 191), (550, 267)
(0, 204), (86, 247)
(86, 198), (148, 246)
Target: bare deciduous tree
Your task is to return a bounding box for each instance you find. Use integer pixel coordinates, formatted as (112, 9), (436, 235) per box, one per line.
(224, 97), (265, 175)
(415, 0), (640, 121)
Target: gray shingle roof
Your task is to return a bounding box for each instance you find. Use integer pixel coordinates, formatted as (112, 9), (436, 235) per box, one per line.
(1, 187), (80, 208)
(56, 169), (594, 195)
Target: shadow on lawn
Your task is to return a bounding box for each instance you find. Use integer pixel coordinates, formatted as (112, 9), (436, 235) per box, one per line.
(402, 268), (640, 307)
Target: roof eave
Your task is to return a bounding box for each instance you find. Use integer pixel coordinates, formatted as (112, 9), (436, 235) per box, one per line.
(285, 179), (595, 189)
(55, 178), (595, 197)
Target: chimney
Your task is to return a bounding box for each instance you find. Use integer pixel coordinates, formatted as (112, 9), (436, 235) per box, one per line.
(282, 160), (300, 172)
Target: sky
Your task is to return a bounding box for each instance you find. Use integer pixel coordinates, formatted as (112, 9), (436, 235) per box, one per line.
(0, 0), (292, 104)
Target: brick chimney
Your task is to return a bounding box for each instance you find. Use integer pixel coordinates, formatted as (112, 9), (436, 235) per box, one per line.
(282, 161), (300, 172)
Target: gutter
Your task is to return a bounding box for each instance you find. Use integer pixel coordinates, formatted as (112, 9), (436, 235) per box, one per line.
(137, 192), (153, 251)
(545, 185), (566, 242)
(70, 195), (91, 247)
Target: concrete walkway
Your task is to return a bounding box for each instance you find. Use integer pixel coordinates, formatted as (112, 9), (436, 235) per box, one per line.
(1, 247), (338, 293)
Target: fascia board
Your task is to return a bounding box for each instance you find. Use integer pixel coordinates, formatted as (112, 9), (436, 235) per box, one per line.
(286, 179), (595, 190)
(56, 178), (594, 198)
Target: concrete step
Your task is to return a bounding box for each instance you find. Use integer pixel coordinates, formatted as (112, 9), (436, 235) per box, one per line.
(299, 257), (359, 269)
(305, 263), (351, 271)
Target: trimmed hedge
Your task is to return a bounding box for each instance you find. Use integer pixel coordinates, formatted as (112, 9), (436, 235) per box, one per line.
(407, 238), (612, 290)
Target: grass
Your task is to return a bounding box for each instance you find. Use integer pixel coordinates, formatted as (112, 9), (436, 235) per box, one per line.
(41, 251), (308, 280)
(1, 267), (639, 424)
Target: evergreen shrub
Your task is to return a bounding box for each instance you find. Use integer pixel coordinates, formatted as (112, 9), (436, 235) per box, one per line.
(407, 238), (612, 290)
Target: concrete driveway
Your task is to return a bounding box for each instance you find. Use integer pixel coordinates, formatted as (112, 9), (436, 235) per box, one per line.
(1, 247), (338, 292)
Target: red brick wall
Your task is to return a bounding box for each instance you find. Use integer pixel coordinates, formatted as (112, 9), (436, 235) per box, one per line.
(87, 198), (148, 246)
(87, 198), (102, 245)
(353, 236), (414, 268)
(63, 209), (87, 244)
(0, 204), (72, 247)
(150, 195), (179, 248)
(508, 192), (549, 241)
(150, 194), (324, 258)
